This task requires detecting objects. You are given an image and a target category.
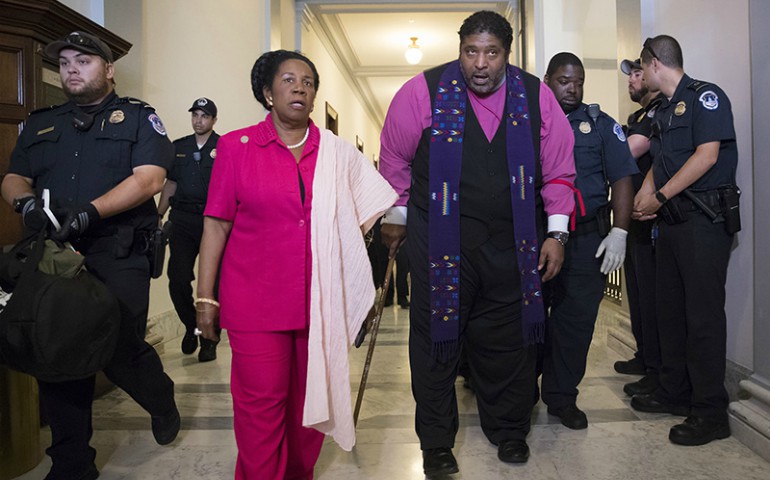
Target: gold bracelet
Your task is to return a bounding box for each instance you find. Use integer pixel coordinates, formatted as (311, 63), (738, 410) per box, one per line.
(195, 297), (220, 308)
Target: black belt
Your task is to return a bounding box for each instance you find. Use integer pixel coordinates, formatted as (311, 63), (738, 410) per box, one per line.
(677, 192), (721, 214)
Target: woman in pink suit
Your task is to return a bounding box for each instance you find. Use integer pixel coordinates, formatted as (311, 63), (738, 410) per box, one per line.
(194, 50), (397, 479)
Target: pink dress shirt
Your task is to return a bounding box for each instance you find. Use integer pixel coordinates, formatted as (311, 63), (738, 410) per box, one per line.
(379, 70), (576, 225)
(204, 115), (319, 332)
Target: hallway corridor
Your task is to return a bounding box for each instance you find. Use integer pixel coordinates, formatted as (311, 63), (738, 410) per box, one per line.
(14, 305), (770, 479)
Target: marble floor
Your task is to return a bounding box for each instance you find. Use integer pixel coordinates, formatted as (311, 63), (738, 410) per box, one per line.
(14, 303), (770, 479)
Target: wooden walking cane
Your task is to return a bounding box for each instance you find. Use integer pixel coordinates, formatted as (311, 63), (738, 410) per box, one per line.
(353, 255), (396, 427)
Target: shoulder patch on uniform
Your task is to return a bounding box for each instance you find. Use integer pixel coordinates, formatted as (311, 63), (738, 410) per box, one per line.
(687, 80), (712, 92)
(699, 90), (719, 110)
(613, 123), (627, 142)
(148, 113), (167, 136)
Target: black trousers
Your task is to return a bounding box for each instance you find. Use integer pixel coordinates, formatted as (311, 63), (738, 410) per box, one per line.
(540, 230), (606, 409)
(38, 236), (176, 479)
(654, 213), (732, 422)
(407, 208), (536, 449)
(167, 210), (205, 332)
(624, 221), (660, 373)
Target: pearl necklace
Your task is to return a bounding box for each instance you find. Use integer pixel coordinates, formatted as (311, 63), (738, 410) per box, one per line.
(286, 128), (309, 149)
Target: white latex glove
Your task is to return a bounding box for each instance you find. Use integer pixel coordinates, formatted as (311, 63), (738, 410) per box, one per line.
(595, 227), (628, 275)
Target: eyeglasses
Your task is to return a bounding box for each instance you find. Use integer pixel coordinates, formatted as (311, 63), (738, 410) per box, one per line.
(643, 37), (659, 61)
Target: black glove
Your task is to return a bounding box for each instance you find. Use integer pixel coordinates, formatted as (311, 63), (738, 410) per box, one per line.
(52, 203), (101, 242)
(16, 196), (48, 233)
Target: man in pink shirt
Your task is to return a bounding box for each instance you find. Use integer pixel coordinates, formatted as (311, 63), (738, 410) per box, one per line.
(379, 10), (576, 476)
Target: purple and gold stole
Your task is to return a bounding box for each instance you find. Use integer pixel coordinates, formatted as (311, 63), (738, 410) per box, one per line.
(428, 61), (544, 361)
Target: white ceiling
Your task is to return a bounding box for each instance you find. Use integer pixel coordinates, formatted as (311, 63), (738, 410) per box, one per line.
(300, 1), (517, 127)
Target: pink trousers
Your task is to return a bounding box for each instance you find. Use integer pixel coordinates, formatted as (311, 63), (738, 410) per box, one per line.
(228, 328), (325, 480)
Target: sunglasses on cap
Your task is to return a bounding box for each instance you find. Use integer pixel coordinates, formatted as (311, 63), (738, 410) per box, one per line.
(643, 38), (660, 61)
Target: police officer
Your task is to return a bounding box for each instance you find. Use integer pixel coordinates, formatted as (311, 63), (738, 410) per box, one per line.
(631, 35), (739, 446)
(158, 97), (220, 361)
(615, 58), (663, 396)
(1, 31), (179, 479)
(541, 52), (637, 430)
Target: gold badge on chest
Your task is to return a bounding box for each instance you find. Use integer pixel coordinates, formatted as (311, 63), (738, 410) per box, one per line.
(109, 110), (125, 124)
(579, 121), (592, 134)
(674, 101), (687, 116)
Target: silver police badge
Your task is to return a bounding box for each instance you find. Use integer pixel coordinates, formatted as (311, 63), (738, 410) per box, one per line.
(579, 121), (591, 134)
(210, 148), (216, 159)
(699, 90), (719, 110)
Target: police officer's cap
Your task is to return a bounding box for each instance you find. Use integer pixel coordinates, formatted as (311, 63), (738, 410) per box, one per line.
(44, 31), (114, 63)
(188, 97), (217, 117)
(620, 58), (642, 75)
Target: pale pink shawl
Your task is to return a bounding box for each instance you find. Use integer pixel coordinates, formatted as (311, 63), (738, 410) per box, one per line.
(304, 129), (398, 450)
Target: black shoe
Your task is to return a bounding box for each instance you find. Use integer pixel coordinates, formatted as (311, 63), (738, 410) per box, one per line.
(623, 374), (659, 396)
(669, 415), (730, 446)
(181, 332), (198, 354)
(45, 464), (100, 480)
(398, 298), (410, 309)
(383, 298), (394, 307)
(630, 394), (690, 416)
(614, 357), (646, 375)
(547, 404), (588, 430)
(497, 439), (529, 463)
(152, 404), (180, 445)
(422, 447), (459, 476)
(198, 340), (217, 362)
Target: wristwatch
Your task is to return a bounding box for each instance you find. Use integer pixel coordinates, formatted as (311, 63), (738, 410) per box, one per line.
(547, 231), (569, 246)
(655, 190), (668, 204)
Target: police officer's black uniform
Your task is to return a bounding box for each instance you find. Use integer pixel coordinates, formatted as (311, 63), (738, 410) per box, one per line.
(623, 100), (662, 381)
(7, 91), (177, 479)
(167, 131), (219, 339)
(541, 104), (637, 410)
(648, 75), (738, 424)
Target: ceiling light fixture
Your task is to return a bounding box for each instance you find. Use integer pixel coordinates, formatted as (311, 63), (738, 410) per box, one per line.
(405, 36), (423, 65)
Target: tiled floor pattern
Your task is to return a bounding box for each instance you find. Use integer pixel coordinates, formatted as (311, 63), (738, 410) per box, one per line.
(13, 304), (770, 479)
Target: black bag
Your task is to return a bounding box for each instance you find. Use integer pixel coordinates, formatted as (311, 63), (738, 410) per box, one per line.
(0, 229), (121, 382)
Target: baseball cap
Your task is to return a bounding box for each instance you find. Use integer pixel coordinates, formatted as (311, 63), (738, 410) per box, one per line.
(620, 58), (642, 75)
(44, 31), (114, 63)
(188, 97), (217, 117)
